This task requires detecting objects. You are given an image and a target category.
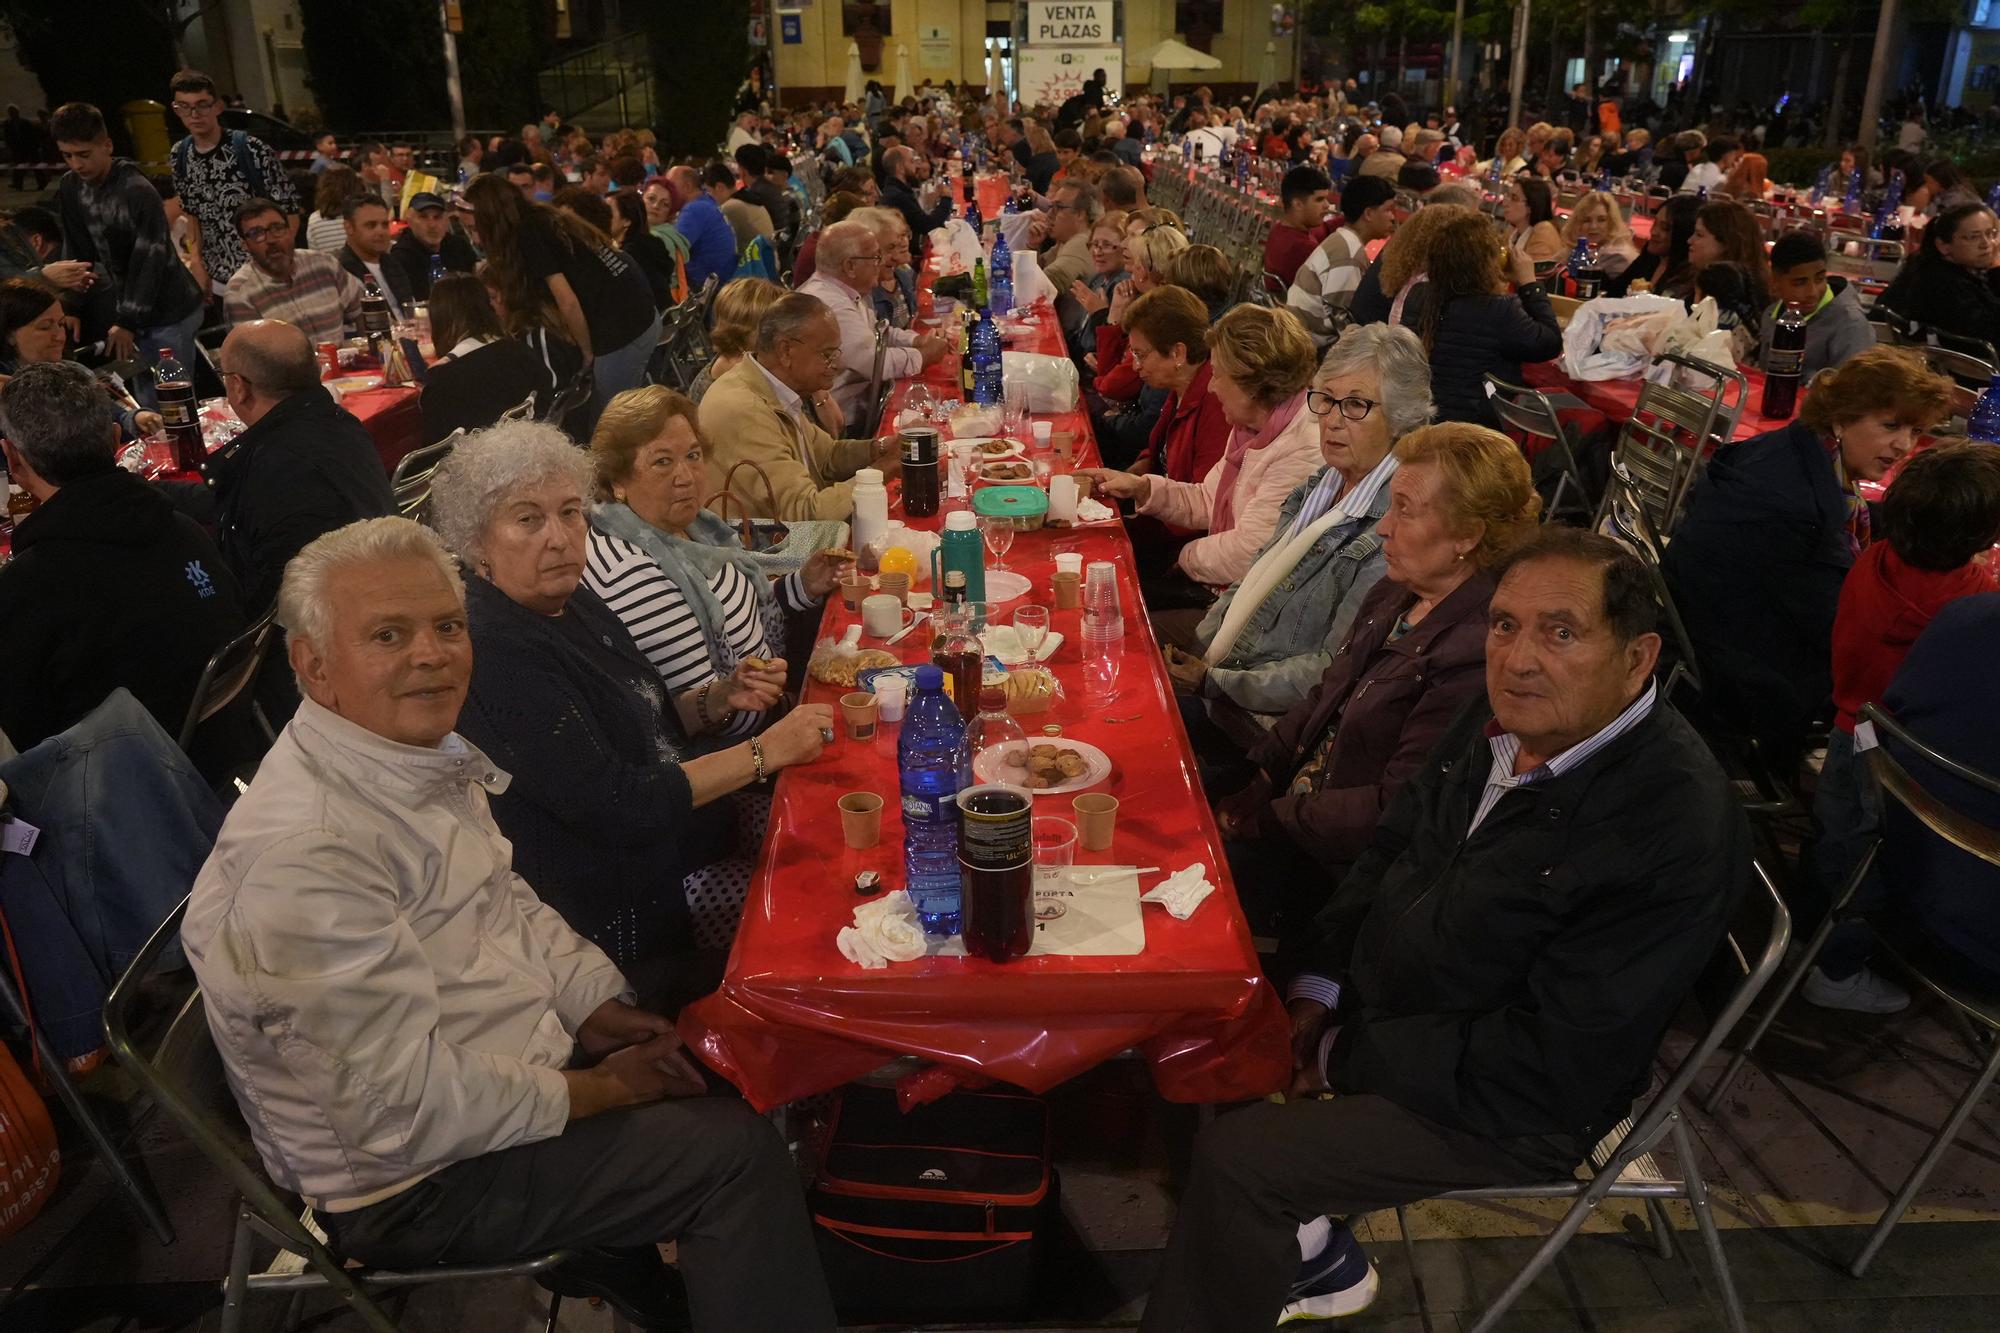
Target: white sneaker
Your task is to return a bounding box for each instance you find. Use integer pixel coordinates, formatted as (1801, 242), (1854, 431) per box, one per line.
(1277, 1260), (1379, 1323)
(1802, 964), (1911, 1014)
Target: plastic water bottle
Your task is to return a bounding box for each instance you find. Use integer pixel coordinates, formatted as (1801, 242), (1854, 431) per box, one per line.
(1969, 373), (2000, 444)
(1811, 164), (1832, 206)
(426, 251), (447, 291)
(1078, 560), (1124, 700)
(956, 686), (1027, 790)
(899, 664), (966, 936)
(970, 308), (1002, 405)
(1844, 172), (1863, 216)
(990, 230), (1013, 315)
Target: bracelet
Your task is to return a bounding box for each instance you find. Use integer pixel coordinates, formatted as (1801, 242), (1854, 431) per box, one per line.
(695, 679), (717, 729)
(748, 736), (767, 783)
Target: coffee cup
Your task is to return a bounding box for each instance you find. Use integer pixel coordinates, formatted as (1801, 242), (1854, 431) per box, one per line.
(840, 691), (880, 740)
(839, 791), (884, 848)
(1072, 793), (1118, 851)
(878, 571), (911, 603)
(839, 575), (869, 611)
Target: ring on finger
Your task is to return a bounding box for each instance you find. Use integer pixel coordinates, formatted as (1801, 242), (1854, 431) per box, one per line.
(820, 727), (835, 744)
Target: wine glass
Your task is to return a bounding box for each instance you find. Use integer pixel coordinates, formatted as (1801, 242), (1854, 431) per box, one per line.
(980, 514), (1015, 571)
(1013, 605), (1050, 662)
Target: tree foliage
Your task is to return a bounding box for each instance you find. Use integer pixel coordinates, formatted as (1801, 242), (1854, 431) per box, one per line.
(458, 0), (547, 131)
(0, 1), (177, 153)
(640, 0), (750, 159)
(296, 0), (448, 132)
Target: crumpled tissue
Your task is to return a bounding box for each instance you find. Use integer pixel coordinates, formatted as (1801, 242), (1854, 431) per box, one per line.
(1141, 864), (1216, 920)
(1074, 495), (1116, 524)
(837, 889), (930, 969)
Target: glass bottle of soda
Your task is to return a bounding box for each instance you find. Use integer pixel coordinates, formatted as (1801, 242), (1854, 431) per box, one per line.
(153, 349), (205, 474)
(358, 272), (392, 339)
(1760, 302), (1809, 420)
(930, 572), (984, 710)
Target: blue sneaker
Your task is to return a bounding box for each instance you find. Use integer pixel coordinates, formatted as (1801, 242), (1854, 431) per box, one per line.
(1278, 1221), (1379, 1323)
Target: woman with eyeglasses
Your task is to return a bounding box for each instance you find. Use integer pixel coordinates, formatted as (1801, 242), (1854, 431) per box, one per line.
(1157, 325), (1432, 742)
(1214, 420), (1539, 952)
(1062, 209), (1133, 362)
(1878, 202), (2000, 349)
(1086, 225), (1190, 469)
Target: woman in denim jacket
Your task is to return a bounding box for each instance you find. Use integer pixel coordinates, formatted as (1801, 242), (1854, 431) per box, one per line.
(1164, 325), (1434, 755)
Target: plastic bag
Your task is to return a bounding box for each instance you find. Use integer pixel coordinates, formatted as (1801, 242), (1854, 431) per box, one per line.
(1559, 293), (1684, 380)
(1001, 351), (1079, 412)
(1009, 247), (1059, 310)
(927, 217), (983, 276)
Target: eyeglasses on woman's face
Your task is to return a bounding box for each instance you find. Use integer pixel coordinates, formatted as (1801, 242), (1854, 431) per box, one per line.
(1306, 390), (1379, 421)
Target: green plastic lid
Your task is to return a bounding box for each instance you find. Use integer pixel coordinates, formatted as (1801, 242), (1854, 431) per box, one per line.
(971, 485), (1050, 519)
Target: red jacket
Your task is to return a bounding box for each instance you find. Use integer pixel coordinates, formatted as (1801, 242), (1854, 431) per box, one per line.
(1831, 543), (1989, 733)
(1093, 321), (1142, 402)
(1136, 361), (1231, 539)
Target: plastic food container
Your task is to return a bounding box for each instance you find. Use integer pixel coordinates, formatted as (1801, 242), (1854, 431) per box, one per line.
(972, 484), (1051, 533)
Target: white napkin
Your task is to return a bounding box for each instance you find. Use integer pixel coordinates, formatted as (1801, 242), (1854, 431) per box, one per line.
(980, 625), (1063, 664)
(1074, 496), (1115, 523)
(837, 890), (929, 969)
(1142, 863), (1217, 921)
(1010, 247), (1059, 310)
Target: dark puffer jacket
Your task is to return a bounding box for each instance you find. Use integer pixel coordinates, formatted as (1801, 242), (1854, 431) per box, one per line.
(1408, 283), (1564, 427)
(1307, 695), (1750, 1158)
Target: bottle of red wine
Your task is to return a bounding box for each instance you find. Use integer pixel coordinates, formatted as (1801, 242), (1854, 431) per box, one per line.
(1760, 302), (1808, 420)
(153, 349), (205, 474)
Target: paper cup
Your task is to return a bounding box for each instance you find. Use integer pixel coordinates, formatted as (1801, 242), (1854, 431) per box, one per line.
(839, 575), (869, 611)
(878, 571), (911, 603)
(1072, 793), (1118, 851)
(840, 691), (879, 740)
(1031, 420), (1053, 448)
(1054, 551), (1084, 575)
(838, 791), (884, 848)
(1052, 571), (1081, 609)
(1051, 430), (1076, 463)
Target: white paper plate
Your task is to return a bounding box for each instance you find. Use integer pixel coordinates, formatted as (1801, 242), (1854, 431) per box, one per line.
(974, 738), (1112, 795)
(952, 437), (1026, 461)
(981, 570), (1033, 603)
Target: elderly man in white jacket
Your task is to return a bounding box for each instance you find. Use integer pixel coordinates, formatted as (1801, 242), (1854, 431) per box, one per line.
(181, 516), (835, 1333)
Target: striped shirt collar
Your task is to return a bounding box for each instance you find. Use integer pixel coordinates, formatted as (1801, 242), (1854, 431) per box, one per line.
(1286, 450), (1398, 542)
(1469, 680), (1658, 834)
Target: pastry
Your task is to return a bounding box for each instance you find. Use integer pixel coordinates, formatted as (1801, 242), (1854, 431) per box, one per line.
(810, 649), (900, 687)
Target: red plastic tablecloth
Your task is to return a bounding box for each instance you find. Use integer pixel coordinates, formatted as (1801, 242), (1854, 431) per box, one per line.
(1522, 359), (1788, 444)
(679, 299), (1291, 1113)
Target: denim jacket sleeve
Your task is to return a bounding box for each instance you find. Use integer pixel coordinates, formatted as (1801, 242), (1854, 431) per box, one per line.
(1204, 545), (1389, 717)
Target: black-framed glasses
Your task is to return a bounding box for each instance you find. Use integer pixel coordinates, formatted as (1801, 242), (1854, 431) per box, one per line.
(1306, 390), (1379, 421)
(240, 222), (289, 241)
(172, 99), (218, 116)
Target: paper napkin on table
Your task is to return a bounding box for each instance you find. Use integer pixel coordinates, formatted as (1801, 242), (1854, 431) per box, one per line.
(837, 890), (929, 969)
(1074, 496), (1115, 523)
(1142, 864), (1217, 921)
(980, 625), (1063, 665)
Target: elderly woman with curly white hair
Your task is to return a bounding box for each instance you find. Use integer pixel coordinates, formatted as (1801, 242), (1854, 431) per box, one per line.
(1159, 323), (1437, 757)
(428, 419), (834, 981)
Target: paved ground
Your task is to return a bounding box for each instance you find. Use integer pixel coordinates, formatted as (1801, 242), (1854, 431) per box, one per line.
(5, 970), (2000, 1331)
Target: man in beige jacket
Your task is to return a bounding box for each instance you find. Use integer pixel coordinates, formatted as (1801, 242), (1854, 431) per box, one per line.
(1031, 179), (1100, 293)
(698, 291), (899, 521)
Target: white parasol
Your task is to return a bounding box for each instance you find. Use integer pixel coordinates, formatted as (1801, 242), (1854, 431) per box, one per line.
(844, 42), (865, 104)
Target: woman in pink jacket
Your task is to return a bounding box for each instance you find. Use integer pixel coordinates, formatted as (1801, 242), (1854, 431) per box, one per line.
(1082, 304), (1324, 609)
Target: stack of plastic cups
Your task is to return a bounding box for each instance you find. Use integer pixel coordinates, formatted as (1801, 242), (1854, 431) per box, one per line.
(1078, 561), (1123, 700)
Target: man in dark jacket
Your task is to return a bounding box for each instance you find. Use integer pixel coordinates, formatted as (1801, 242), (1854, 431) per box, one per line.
(335, 194), (415, 321)
(1141, 530), (1751, 1330)
(879, 145), (950, 256)
(389, 192), (478, 299)
(0, 362), (248, 776)
(51, 102), (206, 402)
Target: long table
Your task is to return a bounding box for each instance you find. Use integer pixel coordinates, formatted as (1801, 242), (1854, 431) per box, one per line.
(679, 290), (1291, 1114)
(1523, 359), (1787, 444)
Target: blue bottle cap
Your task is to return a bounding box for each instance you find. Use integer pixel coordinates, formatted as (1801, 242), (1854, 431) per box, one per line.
(914, 664), (944, 689)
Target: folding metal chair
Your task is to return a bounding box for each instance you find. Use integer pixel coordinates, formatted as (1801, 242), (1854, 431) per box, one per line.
(1596, 352), (1729, 535)
(176, 605), (281, 753)
(1483, 373), (1594, 524)
(1394, 858), (1790, 1333)
(1705, 704), (2000, 1277)
(497, 391), (537, 423)
(389, 428), (463, 524)
(103, 901), (576, 1333)
(1827, 237), (1905, 308)
(1595, 460), (1704, 705)
(858, 318), (892, 436)
(542, 369), (596, 439)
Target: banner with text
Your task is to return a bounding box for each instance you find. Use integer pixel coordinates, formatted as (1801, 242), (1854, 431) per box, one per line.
(1015, 47), (1123, 108)
(1025, 2), (1113, 46)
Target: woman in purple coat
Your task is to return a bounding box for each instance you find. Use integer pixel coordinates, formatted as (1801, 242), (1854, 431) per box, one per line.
(1217, 421), (1541, 954)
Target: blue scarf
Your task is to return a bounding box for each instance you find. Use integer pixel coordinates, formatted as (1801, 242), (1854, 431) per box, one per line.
(589, 501), (776, 680)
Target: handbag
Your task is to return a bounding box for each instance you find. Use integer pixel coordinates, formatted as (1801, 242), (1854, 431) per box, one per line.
(808, 1085), (1057, 1322)
(705, 458), (849, 576)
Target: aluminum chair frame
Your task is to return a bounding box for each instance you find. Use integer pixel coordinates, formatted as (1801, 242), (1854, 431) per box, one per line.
(542, 368), (595, 438)
(1395, 859), (1790, 1333)
(1704, 704), (2000, 1278)
(1596, 352), (1729, 534)
(496, 391), (538, 423)
(1595, 462), (1705, 705)
(176, 605), (280, 752)
(102, 900), (575, 1333)
(389, 428), (463, 524)
(1483, 373), (1594, 524)
(860, 318), (892, 437)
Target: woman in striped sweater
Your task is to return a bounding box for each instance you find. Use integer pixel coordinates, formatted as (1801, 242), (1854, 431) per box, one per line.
(586, 385), (853, 946)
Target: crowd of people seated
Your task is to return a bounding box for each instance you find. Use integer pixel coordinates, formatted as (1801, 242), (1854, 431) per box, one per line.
(12, 66), (2000, 1333)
